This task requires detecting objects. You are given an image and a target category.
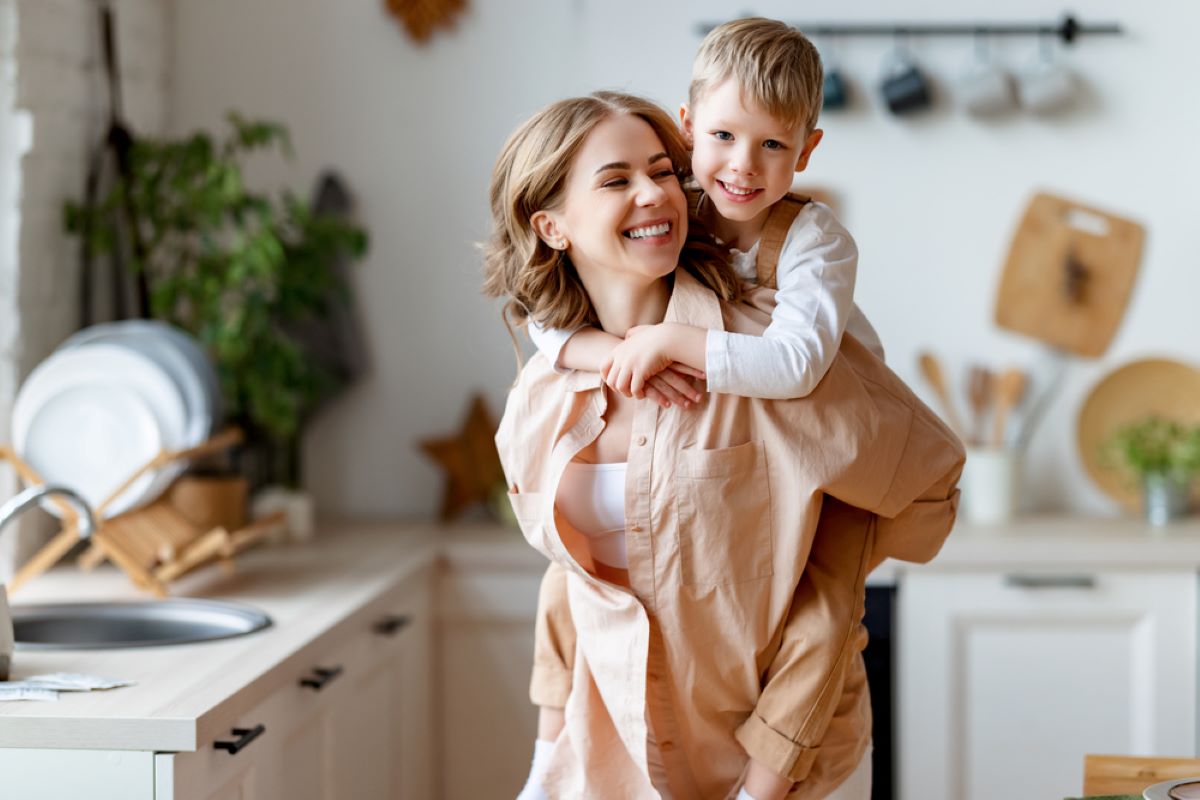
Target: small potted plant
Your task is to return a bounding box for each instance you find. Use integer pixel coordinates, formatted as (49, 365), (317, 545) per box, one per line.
(1104, 416), (1200, 524)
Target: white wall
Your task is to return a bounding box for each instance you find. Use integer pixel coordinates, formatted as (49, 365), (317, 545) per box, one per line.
(0, 0), (172, 577)
(169, 0), (1200, 518)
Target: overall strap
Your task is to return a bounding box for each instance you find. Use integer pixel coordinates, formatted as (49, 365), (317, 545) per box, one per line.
(756, 193), (811, 290)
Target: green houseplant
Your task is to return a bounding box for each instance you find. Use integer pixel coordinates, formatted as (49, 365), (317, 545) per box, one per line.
(64, 113), (368, 488)
(1104, 416), (1200, 523)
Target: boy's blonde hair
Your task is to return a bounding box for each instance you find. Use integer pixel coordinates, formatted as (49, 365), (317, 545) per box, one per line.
(689, 17), (823, 135)
(482, 91), (740, 334)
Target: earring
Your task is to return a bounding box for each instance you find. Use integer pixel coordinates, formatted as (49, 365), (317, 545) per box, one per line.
(551, 239), (568, 251)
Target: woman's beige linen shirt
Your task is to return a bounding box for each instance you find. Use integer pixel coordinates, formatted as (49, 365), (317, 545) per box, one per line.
(496, 268), (964, 799)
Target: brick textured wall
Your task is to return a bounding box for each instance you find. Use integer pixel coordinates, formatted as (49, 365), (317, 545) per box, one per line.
(0, 0), (172, 579)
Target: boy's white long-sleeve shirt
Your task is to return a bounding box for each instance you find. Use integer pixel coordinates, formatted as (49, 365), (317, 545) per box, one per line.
(528, 201), (885, 399)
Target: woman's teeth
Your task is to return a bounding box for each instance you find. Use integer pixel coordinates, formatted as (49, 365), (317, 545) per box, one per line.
(625, 222), (670, 239)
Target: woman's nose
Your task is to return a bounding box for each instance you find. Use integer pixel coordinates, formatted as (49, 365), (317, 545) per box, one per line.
(634, 174), (667, 205)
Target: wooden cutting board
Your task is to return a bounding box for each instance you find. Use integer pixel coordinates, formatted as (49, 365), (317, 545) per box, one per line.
(995, 192), (1145, 357)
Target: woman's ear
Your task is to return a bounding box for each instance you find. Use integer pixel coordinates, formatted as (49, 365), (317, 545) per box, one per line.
(679, 104), (695, 146)
(531, 210), (569, 251)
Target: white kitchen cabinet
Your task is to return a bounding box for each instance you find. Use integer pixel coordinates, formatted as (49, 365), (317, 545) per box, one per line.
(898, 569), (1198, 800)
(437, 544), (547, 800)
(156, 570), (433, 800)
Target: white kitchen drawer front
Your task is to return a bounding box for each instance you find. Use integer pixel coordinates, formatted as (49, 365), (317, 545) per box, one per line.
(0, 749), (154, 799)
(899, 569), (1198, 800)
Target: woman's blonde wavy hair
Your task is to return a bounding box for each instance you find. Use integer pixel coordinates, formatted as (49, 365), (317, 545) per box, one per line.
(482, 91), (741, 338)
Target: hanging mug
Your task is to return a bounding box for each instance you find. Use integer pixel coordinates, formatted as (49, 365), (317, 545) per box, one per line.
(820, 36), (850, 111)
(880, 45), (932, 115)
(959, 35), (1016, 117)
(1017, 36), (1077, 114)
(823, 69), (849, 110)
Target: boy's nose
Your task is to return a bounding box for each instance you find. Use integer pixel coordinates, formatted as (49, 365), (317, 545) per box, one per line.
(730, 146), (759, 175)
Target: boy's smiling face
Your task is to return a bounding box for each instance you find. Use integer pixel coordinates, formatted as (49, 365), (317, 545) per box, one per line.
(681, 79), (823, 244)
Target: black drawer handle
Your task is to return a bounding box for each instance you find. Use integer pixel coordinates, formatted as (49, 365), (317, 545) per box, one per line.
(299, 665), (344, 691)
(214, 724), (265, 755)
(1004, 574), (1096, 589)
(374, 615), (411, 636)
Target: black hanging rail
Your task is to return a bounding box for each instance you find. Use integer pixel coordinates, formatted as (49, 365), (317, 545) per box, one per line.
(695, 14), (1122, 45)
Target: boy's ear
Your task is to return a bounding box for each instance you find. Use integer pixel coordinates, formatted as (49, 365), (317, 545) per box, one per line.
(679, 103), (694, 145)
(794, 128), (824, 173)
(531, 210), (567, 250)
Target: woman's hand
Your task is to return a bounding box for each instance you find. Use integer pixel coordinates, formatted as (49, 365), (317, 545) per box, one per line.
(644, 364), (706, 409)
(740, 757), (794, 800)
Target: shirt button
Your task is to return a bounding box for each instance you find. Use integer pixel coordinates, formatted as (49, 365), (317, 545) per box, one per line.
(660, 740), (675, 751)
(635, 435), (647, 446)
(629, 524), (643, 533)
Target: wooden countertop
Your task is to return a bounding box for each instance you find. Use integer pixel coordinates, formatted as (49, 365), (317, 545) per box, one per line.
(0, 520), (446, 751)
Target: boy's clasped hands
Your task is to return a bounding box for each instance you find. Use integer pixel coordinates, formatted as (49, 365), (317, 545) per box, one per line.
(599, 322), (709, 409)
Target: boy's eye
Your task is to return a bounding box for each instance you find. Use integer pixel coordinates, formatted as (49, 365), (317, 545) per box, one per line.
(763, 139), (786, 151)
(712, 130), (733, 141)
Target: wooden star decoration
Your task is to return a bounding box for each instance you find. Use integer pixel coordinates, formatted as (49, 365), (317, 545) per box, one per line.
(418, 392), (506, 522)
(384, 0), (468, 44)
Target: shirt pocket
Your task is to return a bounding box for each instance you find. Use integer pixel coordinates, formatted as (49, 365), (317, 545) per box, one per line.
(506, 490), (546, 545)
(675, 440), (773, 587)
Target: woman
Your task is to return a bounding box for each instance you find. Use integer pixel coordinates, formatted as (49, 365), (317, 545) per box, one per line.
(483, 92), (963, 800)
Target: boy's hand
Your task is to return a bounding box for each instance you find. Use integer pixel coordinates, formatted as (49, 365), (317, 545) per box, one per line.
(601, 324), (706, 403)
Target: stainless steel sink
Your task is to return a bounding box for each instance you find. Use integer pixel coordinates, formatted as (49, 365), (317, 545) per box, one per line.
(12, 599), (272, 650)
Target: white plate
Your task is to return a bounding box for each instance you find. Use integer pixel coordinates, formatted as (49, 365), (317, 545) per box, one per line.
(16, 383), (163, 518)
(14, 344), (190, 517)
(1145, 778), (1200, 799)
(60, 321), (219, 447)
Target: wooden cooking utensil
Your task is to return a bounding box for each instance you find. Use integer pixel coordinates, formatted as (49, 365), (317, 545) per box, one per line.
(990, 368), (1029, 448)
(918, 352), (965, 439)
(995, 192), (1145, 357)
(966, 365), (994, 447)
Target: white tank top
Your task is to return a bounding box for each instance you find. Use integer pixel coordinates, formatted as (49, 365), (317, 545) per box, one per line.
(555, 461), (628, 568)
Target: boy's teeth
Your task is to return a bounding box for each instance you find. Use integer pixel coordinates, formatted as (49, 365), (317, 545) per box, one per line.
(626, 222), (670, 239)
(721, 181), (755, 195)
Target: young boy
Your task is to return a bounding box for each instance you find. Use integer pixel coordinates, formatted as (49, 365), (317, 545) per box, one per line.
(530, 17), (885, 406)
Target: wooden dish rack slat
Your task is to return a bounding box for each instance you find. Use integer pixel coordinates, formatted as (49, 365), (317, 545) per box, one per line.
(0, 428), (285, 597)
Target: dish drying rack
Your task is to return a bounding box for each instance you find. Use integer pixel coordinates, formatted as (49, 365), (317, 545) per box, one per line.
(0, 428), (285, 597)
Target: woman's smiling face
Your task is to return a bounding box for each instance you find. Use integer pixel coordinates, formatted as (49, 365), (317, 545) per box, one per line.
(535, 113), (688, 285)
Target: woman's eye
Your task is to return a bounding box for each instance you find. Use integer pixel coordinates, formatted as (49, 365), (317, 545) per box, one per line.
(654, 169), (675, 179)
(712, 131), (733, 141)
(763, 139), (786, 151)
(601, 178), (628, 188)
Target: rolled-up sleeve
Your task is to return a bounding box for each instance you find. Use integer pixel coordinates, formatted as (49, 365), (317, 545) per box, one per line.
(529, 561), (576, 708)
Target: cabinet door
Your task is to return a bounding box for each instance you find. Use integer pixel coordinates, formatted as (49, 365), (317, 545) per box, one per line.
(898, 570), (1197, 800)
(438, 567), (543, 800)
(327, 572), (434, 799)
(156, 689), (286, 800)
(0, 749), (154, 799)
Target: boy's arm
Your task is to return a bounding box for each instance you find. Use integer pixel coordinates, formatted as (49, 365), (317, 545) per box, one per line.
(709, 208), (860, 399)
(528, 320), (622, 374)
